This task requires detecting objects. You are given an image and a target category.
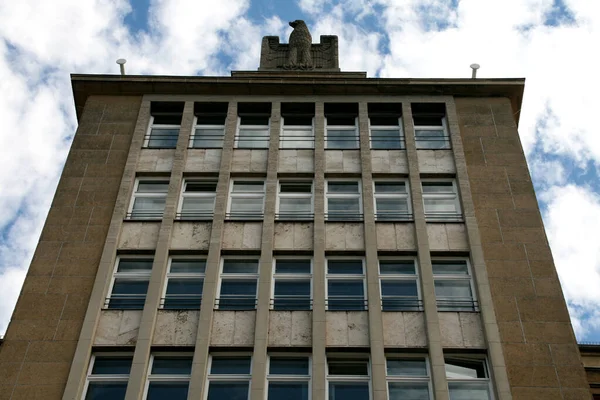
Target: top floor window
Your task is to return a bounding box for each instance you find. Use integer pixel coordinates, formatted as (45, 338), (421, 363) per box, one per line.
(412, 103), (450, 149)
(325, 103), (359, 149)
(191, 102), (228, 148)
(369, 103), (404, 149)
(281, 103), (315, 149)
(236, 102), (271, 149)
(145, 102), (184, 149)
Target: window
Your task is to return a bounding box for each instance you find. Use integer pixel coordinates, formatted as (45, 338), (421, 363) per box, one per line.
(227, 180), (265, 219)
(272, 259), (312, 310)
(373, 181), (411, 221)
(277, 181), (313, 220)
(445, 357), (492, 400)
(325, 180), (362, 221)
(128, 179), (169, 220)
(369, 103), (404, 149)
(144, 355), (192, 400)
(281, 103), (315, 149)
(161, 259), (205, 310)
(379, 259), (421, 311)
(412, 103), (450, 149)
(84, 355), (132, 400)
(432, 259), (477, 311)
(327, 358), (370, 400)
(386, 357), (432, 400)
(267, 356), (311, 400)
(145, 102), (184, 149)
(217, 259), (259, 310)
(106, 258), (153, 309)
(325, 103), (359, 149)
(422, 181), (462, 221)
(236, 102), (271, 148)
(326, 259), (366, 311)
(207, 356), (252, 400)
(177, 180), (217, 220)
(191, 102), (227, 148)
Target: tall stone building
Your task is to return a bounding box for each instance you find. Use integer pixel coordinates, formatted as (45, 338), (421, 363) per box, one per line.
(0, 23), (591, 400)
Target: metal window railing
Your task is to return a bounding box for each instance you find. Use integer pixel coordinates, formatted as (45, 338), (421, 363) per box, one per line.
(370, 136), (406, 150)
(436, 299), (479, 312)
(325, 213), (364, 222)
(160, 295), (202, 310)
(424, 213), (463, 222)
(125, 211), (164, 220)
(325, 298), (368, 311)
(225, 212), (265, 220)
(270, 297), (313, 311)
(214, 297), (258, 311)
(175, 211), (215, 221)
(275, 212), (314, 221)
(144, 133), (179, 149)
(381, 298), (423, 311)
(104, 296), (146, 310)
(375, 212), (414, 222)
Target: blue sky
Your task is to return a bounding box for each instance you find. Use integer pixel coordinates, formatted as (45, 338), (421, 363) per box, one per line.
(1, 0), (600, 341)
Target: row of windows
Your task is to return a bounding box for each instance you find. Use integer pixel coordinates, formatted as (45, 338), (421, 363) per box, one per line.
(105, 257), (477, 312)
(128, 178), (462, 222)
(145, 102), (450, 150)
(85, 353), (493, 400)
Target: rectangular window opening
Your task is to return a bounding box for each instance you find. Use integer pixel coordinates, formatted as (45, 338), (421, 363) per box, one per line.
(325, 180), (363, 221)
(325, 103), (359, 149)
(145, 102), (184, 149)
(191, 102), (228, 148)
(373, 180), (412, 221)
(227, 180), (266, 220)
(379, 259), (422, 311)
(412, 103), (450, 150)
(217, 259), (259, 310)
(369, 103), (404, 150)
(326, 259), (366, 311)
(281, 103), (315, 149)
(277, 181), (314, 220)
(421, 180), (462, 222)
(236, 102), (272, 149)
(85, 355), (133, 400)
(177, 180), (217, 220)
(272, 258), (312, 310)
(433, 259), (477, 311)
(106, 258), (153, 309)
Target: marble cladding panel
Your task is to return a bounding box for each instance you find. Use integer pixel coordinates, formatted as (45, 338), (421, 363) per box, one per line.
(278, 150), (314, 173)
(222, 222), (263, 250)
(427, 223), (469, 251)
(118, 222), (160, 249)
(170, 222), (211, 250)
(325, 311), (370, 346)
(231, 149), (268, 173)
(417, 150), (456, 173)
(376, 223), (416, 251)
(439, 312), (485, 348)
(184, 149), (222, 172)
(325, 223), (365, 250)
(371, 150), (409, 174)
(210, 311), (256, 346)
(153, 310), (199, 346)
(94, 310), (142, 346)
(268, 311), (312, 346)
(137, 149), (175, 172)
(382, 312), (427, 347)
(325, 150), (361, 173)
(273, 222), (313, 250)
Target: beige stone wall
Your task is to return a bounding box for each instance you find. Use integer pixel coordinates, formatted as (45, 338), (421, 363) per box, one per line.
(0, 95), (141, 399)
(456, 97), (590, 399)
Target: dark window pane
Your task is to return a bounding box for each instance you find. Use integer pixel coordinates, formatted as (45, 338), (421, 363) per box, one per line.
(147, 382), (189, 400)
(170, 259), (206, 273)
(210, 357), (252, 374)
(137, 182), (169, 193)
(388, 382), (430, 400)
(85, 382), (128, 400)
(269, 357), (310, 375)
(375, 182), (406, 193)
(223, 260), (259, 274)
(117, 259), (153, 272)
(151, 357), (193, 375)
(148, 128), (179, 148)
(274, 280), (310, 296)
(328, 382), (369, 400)
(414, 115), (443, 126)
(379, 261), (415, 275)
(280, 183), (312, 193)
(328, 361), (369, 376)
(193, 128), (224, 148)
(284, 116), (313, 126)
(381, 281), (418, 297)
(112, 280), (149, 295)
(387, 359), (427, 376)
(240, 115), (269, 125)
(153, 114), (182, 125)
(432, 261), (469, 275)
(448, 382), (490, 400)
(275, 260), (311, 274)
(328, 182), (359, 193)
(196, 115), (226, 125)
(91, 357), (133, 375)
(166, 279), (203, 295)
(268, 382), (309, 400)
(207, 382), (249, 400)
(422, 182), (453, 193)
(220, 280), (257, 295)
(370, 116), (399, 126)
(327, 260), (363, 274)
(327, 116), (356, 126)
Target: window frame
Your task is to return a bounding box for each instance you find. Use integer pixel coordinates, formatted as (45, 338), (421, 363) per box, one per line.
(378, 257), (422, 311)
(189, 115), (226, 149)
(421, 179), (462, 222)
(385, 355), (433, 400)
(206, 354), (253, 400)
(325, 257), (367, 311)
(266, 354), (312, 400)
(176, 179), (217, 220)
(143, 353), (193, 400)
(144, 115), (180, 149)
(276, 180), (314, 220)
(105, 256), (153, 310)
(271, 257), (313, 311)
(325, 116), (359, 149)
(216, 257), (260, 310)
(160, 257), (206, 310)
(369, 116), (405, 149)
(432, 258), (478, 312)
(445, 356), (493, 400)
(372, 179), (412, 221)
(414, 115), (451, 150)
(280, 116), (315, 149)
(226, 179), (266, 220)
(235, 116), (270, 149)
(83, 353), (133, 400)
(326, 356), (371, 400)
(127, 178), (170, 220)
(324, 179), (363, 221)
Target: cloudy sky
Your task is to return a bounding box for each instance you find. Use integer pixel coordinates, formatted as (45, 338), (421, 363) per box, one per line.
(1, 0), (600, 340)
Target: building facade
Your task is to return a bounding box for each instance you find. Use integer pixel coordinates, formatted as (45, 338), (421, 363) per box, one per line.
(0, 29), (592, 400)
